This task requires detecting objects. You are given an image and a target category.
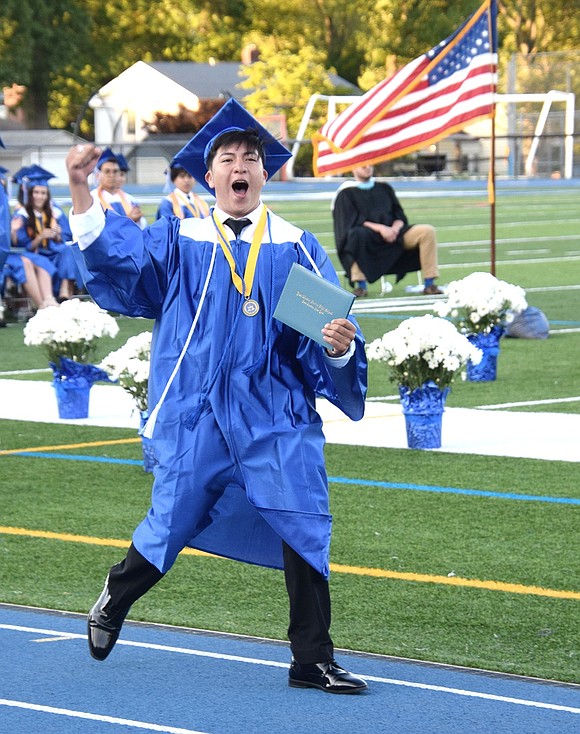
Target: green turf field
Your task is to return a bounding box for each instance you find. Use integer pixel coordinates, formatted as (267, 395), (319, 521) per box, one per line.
(1, 185), (579, 683)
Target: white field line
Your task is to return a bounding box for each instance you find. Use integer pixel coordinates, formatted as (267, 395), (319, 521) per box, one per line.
(1, 624), (579, 716)
(476, 397), (580, 410)
(526, 285), (580, 292)
(320, 236), (579, 254)
(367, 395), (401, 402)
(367, 395), (580, 410)
(0, 368), (51, 377)
(439, 254), (580, 269)
(507, 249), (550, 255)
(0, 699), (210, 734)
(441, 225), (580, 235)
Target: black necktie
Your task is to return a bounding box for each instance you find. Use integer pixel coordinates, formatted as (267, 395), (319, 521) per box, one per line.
(224, 217), (251, 237)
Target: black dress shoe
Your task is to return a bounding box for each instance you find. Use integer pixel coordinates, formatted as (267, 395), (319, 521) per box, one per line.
(87, 581), (130, 661)
(288, 659), (368, 694)
(422, 284), (444, 295)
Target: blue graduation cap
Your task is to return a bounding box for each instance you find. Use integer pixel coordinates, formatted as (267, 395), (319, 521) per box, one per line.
(96, 147), (121, 170)
(0, 166), (9, 178)
(168, 157), (186, 172)
(12, 165), (55, 203)
(116, 153), (130, 172)
(13, 164), (55, 187)
(12, 165), (32, 183)
(172, 98), (291, 194)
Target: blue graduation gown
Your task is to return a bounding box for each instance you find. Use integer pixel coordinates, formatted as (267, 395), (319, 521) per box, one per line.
(156, 193), (209, 221)
(72, 209), (367, 578)
(0, 183), (9, 269)
(13, 205), (80, 282)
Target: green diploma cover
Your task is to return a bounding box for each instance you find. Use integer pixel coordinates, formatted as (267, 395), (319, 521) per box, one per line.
(273, 263), (355, 347)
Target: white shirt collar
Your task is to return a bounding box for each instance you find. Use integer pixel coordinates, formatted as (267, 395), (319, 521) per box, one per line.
(213, 202), (264, 237)
(173, 188), (194, 204)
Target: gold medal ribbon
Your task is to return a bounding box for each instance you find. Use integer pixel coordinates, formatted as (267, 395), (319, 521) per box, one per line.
(97, 186), (114, 212)
(212, 205), (268, 298)
(35, 211), (53, 248)
(97, 187), (134, 216)
(171, 191), (209, 219)
(117, 190), (134, 216)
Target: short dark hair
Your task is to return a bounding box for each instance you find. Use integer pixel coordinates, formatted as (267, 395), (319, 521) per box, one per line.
(170, 166), (190, 182)
(205, 128), (266, 171)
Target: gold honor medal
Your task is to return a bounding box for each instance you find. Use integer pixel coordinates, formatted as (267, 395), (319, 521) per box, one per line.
(242, 298), (260, 317)
(213, 206), (268, 318)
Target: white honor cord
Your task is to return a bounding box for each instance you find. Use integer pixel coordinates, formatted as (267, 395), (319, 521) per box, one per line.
(298, 241), (323, 277)
(141, 242), (218, 439)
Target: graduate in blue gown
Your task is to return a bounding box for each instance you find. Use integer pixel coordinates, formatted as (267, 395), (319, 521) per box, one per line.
(66, 100), (369, 693)
(0, 158), (58, 314)
(156, 163), (210, 221)
(11, 165), (80, 301)
(0, 139), (10, 270)
(0, 144), (10, 324)
(91, 148), (147, 229)
(0, 194), (9, 273)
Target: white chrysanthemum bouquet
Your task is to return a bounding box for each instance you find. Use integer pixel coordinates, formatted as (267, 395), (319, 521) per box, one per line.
(435, 272), (527, 334)
(366, 314), (482, 391)
(100, 331), (152, 412)
(23, 299), (119, 365)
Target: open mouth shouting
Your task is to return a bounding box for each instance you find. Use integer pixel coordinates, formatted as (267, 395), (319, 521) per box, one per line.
(232, 179), (249, 196)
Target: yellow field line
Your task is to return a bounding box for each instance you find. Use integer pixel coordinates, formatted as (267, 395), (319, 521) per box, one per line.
(331, 563), (580, 600)
(0, 438), (140, 455)
(2, 526), (579, 601)
(0, 526), (215, 558)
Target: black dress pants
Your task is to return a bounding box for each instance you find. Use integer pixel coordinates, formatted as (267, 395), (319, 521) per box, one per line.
(282, 541), (333, 664)
(105, 541), (334, 665)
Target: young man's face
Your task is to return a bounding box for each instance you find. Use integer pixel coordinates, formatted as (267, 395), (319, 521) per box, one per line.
(352, 164), (374, 182)
(205, 142), (267, 217)
(174, 171), (194, 194)
(98, 161), (121, 193)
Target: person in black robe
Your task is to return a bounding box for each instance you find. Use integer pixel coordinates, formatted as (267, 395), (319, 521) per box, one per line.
(332, 164), (442, 296)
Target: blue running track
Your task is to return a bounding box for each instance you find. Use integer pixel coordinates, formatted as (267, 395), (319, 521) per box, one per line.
(1, 605), (579, 733)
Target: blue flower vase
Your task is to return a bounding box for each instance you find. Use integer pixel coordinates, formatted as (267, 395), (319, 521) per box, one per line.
(139, 411), (157, 473)
(399, 381), (450, 450)
(466, 326), (504, 382)
(53, 380), (91, 419)
(50, 357), (113, 419)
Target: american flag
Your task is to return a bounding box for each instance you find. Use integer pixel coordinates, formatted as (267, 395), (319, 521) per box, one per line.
(312, 0), (497, 177)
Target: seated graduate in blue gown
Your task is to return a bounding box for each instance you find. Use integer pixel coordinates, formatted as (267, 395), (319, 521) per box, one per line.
(1, 153), (58, 316)
(0, 143), (9, 271)
(0, 148), (10, 324)
(11, 164), (80, 302)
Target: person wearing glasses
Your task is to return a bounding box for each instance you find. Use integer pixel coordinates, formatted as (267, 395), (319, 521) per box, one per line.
(91, 148), (147, 229)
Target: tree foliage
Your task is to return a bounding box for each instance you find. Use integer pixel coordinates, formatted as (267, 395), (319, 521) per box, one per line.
(498, 0), (579, 57)
(143, 100), (225, 135)
(240, 44), (342, 136)
(0, 0), (91, 128)
(0, 0), (577, 133)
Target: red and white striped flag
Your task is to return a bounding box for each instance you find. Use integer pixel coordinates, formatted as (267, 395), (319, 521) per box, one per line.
(312, 0), (497, 177)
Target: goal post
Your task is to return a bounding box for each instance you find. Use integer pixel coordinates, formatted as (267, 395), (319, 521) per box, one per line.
(288, 91), (575, 179)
